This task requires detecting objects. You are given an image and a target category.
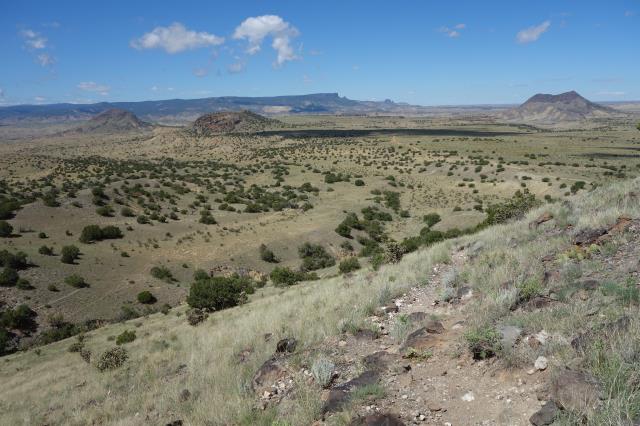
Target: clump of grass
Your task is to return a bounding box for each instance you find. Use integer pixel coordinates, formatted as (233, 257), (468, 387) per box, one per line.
(310, 356), (335, 388)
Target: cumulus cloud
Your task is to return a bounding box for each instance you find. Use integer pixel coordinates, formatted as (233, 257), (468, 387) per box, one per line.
(516, 21), (551, 43)
(192, 67), (208, 77)
(77, 81), (110, 96)
(20, 29), (47, 49)
(227, 61), (246, 74)
(131, 23), (224, 54)
(37, 53), (56, 66)
(439, 23), (466, 38)
(233, 15), (299, 66)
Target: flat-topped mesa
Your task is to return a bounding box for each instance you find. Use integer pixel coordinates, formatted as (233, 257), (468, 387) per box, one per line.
(189, 110), (283, 136)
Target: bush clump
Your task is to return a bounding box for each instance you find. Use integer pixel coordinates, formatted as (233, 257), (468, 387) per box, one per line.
(338, 257), (361, 274)
(270, 267), (318, 287)
(298, 243), (335, 271)
(115, 330), (136, 345)
(0, 267), (19, 287)
(465, 326), (501, 360)
(259, 244), (279, 263)
(61, 245), (80, 264)
(136, 291), (156, 304)
(187, 275), (254, 311)
(79, 225), (123, 243)
(150, 266), (174, 282)
(96, 347), (128, 371)
(0, 220), (13, 237)
(65, 274), (89, 288)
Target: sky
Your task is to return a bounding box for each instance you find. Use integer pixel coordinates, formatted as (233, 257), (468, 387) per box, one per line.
(1, 0), (638, 106)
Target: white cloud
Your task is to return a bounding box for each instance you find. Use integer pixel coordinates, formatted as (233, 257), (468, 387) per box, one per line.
(20, 29), (47, 49)
(36, 53), (56, 66)
(439, 24), (466, 38)
(227, 61), (246, 74)
(233, 15), (299, 66)
(77, 81), (110, 96)
(597, 91), (625, 96)
(516, 21), (551, 43)
(192, 67), (208, 77)
(34, 96), (46, 102)
(131, 23), (224, 54)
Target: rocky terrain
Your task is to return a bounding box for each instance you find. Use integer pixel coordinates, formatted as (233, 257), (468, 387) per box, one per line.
(65, 108), (152, 134)
(500, 91), (624, 123)
(189, 110), (283, 135)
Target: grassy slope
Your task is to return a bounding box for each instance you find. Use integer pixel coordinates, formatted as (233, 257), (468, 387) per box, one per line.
(2, 178), (640, 425)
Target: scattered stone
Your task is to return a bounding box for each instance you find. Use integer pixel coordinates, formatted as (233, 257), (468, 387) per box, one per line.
(400, 327), (439, 354)
(407, 312), (428, 322)
(529, 401), (559, 426)
(551, 370), (602, 415)
(252, 359), (287, 393)
(349, 413), (405, 426)
(276, 338), (297, 353)
(461, 391), (475, 402)
(324, 370), (379, 413)
(424, 320), (445, 334)
(363, 351), (396, 372)
(572, 227), (607, 246)
(179, 389), (191, 402)
(534, 356), (548, 371)
(354, 329), (379, 341)
(498, 325), (523, 349)
(530, 212), (553, 229)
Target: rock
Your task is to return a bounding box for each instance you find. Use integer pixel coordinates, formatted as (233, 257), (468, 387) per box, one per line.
(374, 303), (399, 317)
(572, 227), (607, 246)
(166, 421), (183, 426)
(498, 325), (523, 349)
(400, 327), (439, 354)
(456, 286), (472, 299)
(354, 329), (379, 341)
(424, 320), (445, 334)
(179, 389), (191, 402)
(276, 338), (297, 353)
(534, 356), (548, 371)
(608, 215), (633, 235)
(323, 370), (379, 413)
(551, 370), (602, 415)
(529, 401), (559, 426)
(407, 311), (428, 322)
(579, 279), (600, 291)
(350, 413), (405, 426)
(530, 212), (553, 229)
(526, 296), (554, 310)
(461, 391), (475, 402)
(363, 351), (396, 372)
(252, 358), (287, 393)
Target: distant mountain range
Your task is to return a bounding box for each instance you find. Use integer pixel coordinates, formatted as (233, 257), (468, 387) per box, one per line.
(500, 91), (624, 123)
(0, 93), (503, 125)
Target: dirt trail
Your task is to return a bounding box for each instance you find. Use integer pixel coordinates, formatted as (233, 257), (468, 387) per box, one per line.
(322, 249), (546, 425)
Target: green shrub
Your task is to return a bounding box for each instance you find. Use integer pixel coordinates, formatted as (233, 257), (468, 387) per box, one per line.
(298, 243), (335, 271)
(259, 244), (279, 263)
(150, 266), (174, 282)
(0, 220), (13, 237)
(0, 267), (19, 287)
(0, 304), (36, 330)
(187, 275), (254, 311)
(65, 274), (88, 288)
(79, 225), (123, 243)
(120, 207), (135, 217)
(339, 257), (361, 274)
(38, 245), (54, 255)
(423, 213), (441, 227)
(517, 278), (542, 302)
(136, 291), (156, 304)
(0, 327), (9, 355)
(61, 245), (80, 264)
(270, 267), (318, 286)
(354, 179), (365, 186)
(465, 326), (501, 359)
(0, 250), (28, 270)
(16, 278), (33, 290)
(193, 269), (209, 281)
(95, 205), (114, 217)
(481, 190), (538, 227)
(199, 211), (217, 224)
(116, 330), (136, 345)
(96, 347), (128, 371)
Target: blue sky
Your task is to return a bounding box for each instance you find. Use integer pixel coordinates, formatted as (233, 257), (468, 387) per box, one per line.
(1, 0), (638, 106)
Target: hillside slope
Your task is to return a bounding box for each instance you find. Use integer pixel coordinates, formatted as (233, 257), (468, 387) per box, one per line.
(65, 108), (152, 134)
(501, 91), (623, 123)
(2, 179), (640, 425)
(189, 110), (283, 135)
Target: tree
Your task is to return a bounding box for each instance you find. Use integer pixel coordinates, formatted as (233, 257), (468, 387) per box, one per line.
(0, 267), (19, 287)
(137, 291), (156, 304)
(61, 245), (80, 264)
(339, 257), (361, 274)
(79, 225), (102, 243)
(187, 275), (253, 311)
(0, 220), (13, 237)
(298, 243), (335, 271)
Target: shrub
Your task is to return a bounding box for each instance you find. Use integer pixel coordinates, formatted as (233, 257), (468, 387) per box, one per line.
(137, 291), (156, 304)
(96, 347), (128, 371)
(423, 213), (441, 228)
(298, 243), (335, 271)
(38, 245), (54, 255)
(65, 274), (88, 288)
(339, 257), (361, 274)
(311, 357), (335, 388)
(16, 278), (33, 290)
(354, 179), (365, 186)
(0, 267), (19, 287)
(116, 330), (136, 345)
(0, 220), (12, 237)
(136, 215), (150, 224)
(120, 207), (135, 217)
(481, 191), (538, 227)
(270, 267), (318, 286)
(38, 232), (47, 239)
(199, 211), (217, 224)
(259, 244), (279, 263)
(95, 205), (114, 217)
(0, 327), (9, 355)
(79, 225), (123, 243)
(0, 250), (28, 270)
(465, 326), (501, 360)
(186, 275), (253, 311)
(61, 245), (80, 264)
(517, 278), (542, 302)
(193, 269), (209, 281)
(150, 266), (174, 282)
(0, 304), (36, 330)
